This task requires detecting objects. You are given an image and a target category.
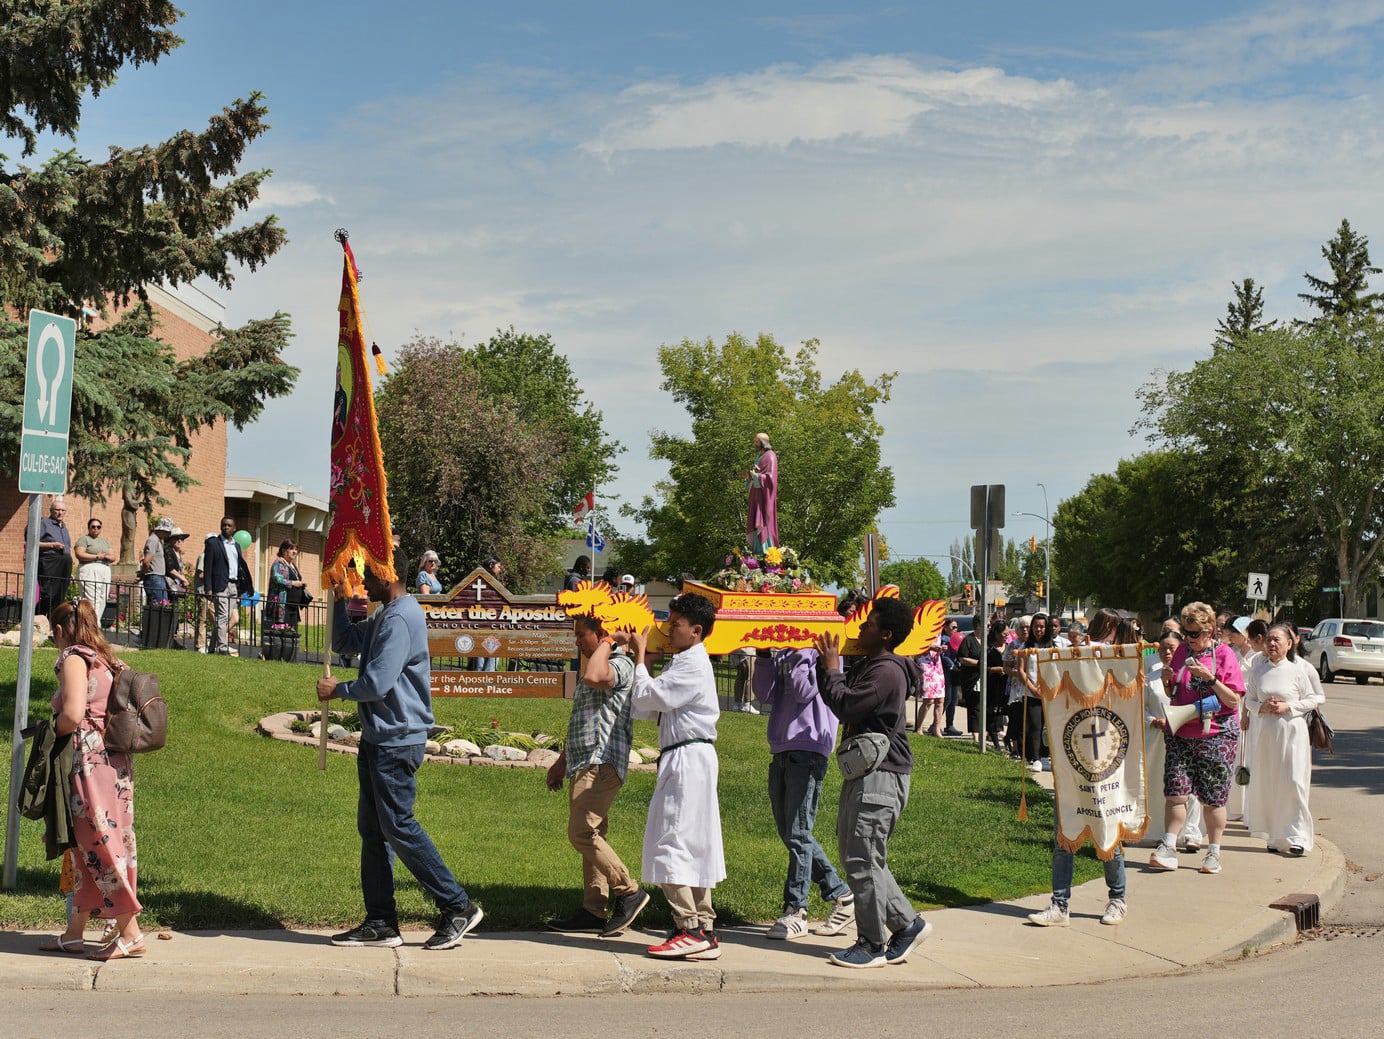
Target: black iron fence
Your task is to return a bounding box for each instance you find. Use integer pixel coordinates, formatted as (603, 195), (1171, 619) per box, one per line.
(1, 569), (332, 665)
(0, 569), (761, 708)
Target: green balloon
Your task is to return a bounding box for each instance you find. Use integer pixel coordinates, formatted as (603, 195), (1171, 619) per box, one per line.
(233, 529), (253, 551)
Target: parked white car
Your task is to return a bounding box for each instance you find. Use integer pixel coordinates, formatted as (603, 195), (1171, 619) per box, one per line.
(1303, 618), (1384, 684)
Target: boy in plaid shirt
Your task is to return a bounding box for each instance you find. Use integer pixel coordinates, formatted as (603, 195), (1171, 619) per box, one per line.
(545, 614), (649, 936)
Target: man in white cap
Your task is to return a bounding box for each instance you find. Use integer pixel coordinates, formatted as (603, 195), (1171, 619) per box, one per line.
(619, 574), (637, 594)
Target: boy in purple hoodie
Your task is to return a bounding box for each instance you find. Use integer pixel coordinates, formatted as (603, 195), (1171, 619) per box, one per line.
(753, 647), (855, 940)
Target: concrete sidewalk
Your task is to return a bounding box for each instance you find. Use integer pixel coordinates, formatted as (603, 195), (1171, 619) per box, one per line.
(3, 826), (1345, 997)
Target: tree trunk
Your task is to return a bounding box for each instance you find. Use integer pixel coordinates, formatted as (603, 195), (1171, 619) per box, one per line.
(121, 487), (140, 564)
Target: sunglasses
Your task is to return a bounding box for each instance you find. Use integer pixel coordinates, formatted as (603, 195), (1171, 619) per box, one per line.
(88, 522), (102, 528)
(1183, 627), (1208, 638)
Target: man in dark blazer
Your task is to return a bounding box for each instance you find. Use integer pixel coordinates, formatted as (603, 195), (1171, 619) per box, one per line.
(204, 516), (254, 655)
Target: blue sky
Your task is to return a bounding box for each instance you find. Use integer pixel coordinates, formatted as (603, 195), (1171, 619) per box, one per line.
(50, 1), (1384, 579)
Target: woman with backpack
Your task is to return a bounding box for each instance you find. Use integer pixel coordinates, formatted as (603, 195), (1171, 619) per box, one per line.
(40, 598), (144, 961)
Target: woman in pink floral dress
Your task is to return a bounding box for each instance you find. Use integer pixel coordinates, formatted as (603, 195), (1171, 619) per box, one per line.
(41, 599), (143, 960)
(913, 636), (947, 736)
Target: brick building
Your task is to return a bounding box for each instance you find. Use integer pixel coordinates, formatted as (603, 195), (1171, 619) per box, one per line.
(2, 284), (325, 590)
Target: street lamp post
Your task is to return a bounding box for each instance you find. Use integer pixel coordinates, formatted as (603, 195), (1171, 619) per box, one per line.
(1013, 496), (1052, 614)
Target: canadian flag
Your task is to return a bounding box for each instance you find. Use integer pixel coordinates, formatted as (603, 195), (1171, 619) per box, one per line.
(572, 490), (595, 526)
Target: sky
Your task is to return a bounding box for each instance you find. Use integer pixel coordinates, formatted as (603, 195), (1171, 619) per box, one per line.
(44, 0), (1384, 580)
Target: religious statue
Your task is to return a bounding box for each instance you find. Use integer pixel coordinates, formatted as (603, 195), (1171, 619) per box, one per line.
(746, 432), (779, 554)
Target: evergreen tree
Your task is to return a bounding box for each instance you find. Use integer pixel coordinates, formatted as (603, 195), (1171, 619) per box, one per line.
(0, 2), (297, 557)
(1298, 218), (1382, 323)
(1213, 277), (1272, 349)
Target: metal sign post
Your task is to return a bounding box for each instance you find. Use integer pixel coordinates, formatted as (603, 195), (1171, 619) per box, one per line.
(5, 310), (76, 890)
(970, 484), (1004, 753)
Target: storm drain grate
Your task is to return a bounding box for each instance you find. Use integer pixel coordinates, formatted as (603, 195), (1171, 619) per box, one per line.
(1270, 893), (1320, 931)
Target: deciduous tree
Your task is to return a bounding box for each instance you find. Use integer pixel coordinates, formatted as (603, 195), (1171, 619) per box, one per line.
(619, 334), (895, 587)
(879, 557), (946, 607)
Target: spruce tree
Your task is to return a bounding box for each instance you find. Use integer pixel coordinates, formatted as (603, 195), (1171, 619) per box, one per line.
(1298, 218), (1383, 322)
(0, 2), (298, 559)
(1213, 277), (1272, 349)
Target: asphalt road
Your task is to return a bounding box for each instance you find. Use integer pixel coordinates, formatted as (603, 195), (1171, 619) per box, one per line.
(4, 676), (1380, 1039)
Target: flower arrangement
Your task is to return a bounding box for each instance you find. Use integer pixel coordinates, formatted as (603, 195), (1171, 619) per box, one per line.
(706, 545), (816, 593)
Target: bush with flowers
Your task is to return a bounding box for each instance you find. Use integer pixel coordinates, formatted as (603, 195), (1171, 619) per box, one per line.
(706, 545), (817, 593)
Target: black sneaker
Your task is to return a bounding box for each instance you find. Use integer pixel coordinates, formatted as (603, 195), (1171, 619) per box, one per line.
(330, 920), (402, 948)
(422, 904), (484, 950)
(602, 889), (651, 937)
(548, 907), (607, 933)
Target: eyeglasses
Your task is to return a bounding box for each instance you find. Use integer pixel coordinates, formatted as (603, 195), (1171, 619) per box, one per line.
(88, 522), (101, 529)
(1183, 627), (1207, 638)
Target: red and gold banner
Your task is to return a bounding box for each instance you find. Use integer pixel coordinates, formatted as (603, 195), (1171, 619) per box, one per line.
(323, 238), (394, 588)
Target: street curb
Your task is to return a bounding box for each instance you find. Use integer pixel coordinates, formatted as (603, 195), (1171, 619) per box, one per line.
(4, 838), (1350, 998)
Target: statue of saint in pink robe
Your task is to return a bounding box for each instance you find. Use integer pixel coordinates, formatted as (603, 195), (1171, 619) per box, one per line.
(747, 446), (778, 553)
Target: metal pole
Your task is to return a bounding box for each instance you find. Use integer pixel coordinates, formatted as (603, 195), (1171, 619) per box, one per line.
(977, 491), (990, 755)
(1037, 482), (1051, 615)
(3, 495), (44, 889)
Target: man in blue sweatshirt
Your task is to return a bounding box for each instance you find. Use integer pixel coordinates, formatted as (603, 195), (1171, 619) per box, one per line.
(752, 646), (855, 941)
(317, 552), (482, 951)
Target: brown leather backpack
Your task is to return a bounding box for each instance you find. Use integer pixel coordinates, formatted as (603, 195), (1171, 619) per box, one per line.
(104, 666), (168, 754)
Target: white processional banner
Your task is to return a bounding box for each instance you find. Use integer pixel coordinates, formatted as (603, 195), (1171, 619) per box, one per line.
(1026, 644), (1149, 860)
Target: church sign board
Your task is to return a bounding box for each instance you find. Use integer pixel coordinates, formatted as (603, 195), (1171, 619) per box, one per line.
(420, 568), (576, 698)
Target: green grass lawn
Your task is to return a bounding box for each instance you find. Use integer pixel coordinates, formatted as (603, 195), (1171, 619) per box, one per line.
(0, 649), (1096, 930)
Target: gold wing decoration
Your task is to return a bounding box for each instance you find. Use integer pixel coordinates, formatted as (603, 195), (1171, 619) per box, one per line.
(557, 580), (613, 617)
(893, 600), (948, 657)
(841, 593), (947, 656)
(842, 598), (875, 640)
(594, 592), (655, 633)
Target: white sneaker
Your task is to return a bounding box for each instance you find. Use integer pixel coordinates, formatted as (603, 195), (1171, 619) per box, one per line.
(1200, 850), (1222, 874)
(1101, 898), (1127, 925)
(767, 908), (808, 940)
(1150, 840), (1179, 870)
(1027, 903), (1070, 927)
(740, 703), (761, 715)
(1026, 760), (1043, 772)
(814, 893), (856, 936)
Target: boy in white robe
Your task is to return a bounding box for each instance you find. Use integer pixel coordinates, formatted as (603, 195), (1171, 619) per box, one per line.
(617, 593), (726, 960)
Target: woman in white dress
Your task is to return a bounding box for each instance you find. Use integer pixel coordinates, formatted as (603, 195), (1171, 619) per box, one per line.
(1243, 623), (1325, 855)
(1225, 616), (1262, 822)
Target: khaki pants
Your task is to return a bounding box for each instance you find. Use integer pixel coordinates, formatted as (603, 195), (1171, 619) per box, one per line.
(661, 884), (716, 931)
(568, 764), (637, 916)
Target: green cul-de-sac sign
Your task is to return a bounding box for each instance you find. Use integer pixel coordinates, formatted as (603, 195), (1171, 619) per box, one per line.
(19, 309), (76, 495)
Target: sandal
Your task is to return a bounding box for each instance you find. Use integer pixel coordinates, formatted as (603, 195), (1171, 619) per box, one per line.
(39, 935), (86, 954)
(88, 933), (145, 961)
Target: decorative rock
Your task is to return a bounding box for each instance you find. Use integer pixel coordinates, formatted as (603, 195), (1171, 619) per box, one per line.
(637, 747), (661, 763)
(425, 740), (443, 756)
(444, 738), (482, 758)
(629, 749), (644, 768)
(483, 744), (527, 761)
(309, 721), (323, 738)
(341, 732), (361, 747)
(533, 733), (553, 746)
(327, 724), (350, 740)
(527, 748), (560, 767)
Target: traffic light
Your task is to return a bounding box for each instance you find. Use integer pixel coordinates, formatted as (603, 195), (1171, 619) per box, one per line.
(964, 582), (974, 604)
(1035, 580), (1045, 598)
(1028, 536), (1037, 552)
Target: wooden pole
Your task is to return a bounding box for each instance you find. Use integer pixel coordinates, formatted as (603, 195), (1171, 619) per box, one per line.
(319, 587), (335, 771)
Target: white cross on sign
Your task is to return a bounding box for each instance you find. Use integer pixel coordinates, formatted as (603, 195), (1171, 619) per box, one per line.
(1247, 572), (1269, 601)
(471, 578), (487, 602)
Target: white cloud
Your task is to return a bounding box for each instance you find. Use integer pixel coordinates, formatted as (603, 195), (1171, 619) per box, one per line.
(585, 57), (1075, 154)
(249, 179), (334, 209)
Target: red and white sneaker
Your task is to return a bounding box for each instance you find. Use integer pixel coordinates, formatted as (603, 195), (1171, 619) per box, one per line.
(685, 929), (721, 960)
(647, 928), (711, 958)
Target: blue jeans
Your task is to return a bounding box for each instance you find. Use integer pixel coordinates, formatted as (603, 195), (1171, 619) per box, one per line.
(1051, 835), (1125, 910)
(358, 742), (470, 924)
(769, 750), (849, 911)
(142, 574), (169, 604)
